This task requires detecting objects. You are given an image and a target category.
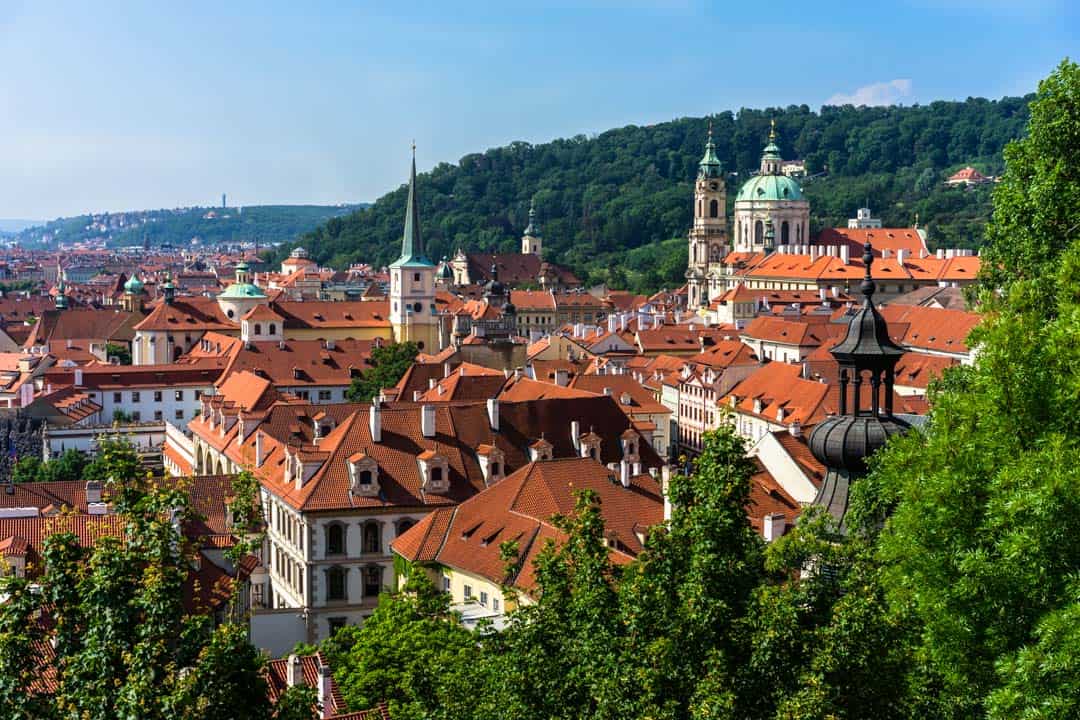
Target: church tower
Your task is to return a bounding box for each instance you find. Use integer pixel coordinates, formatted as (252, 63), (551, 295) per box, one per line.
(732, 120), (810, 253)
(389, 146), (440, 352)
(521, 200), (542, 255)
(686, 123), (727, 309)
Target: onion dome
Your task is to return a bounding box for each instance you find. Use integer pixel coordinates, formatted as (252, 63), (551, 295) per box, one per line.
(124, 274), (144, 294)
(808, 240), (910, 530)
(524, 201), (540, 237)
(438, 256), (454, 280)
(485, 262), (506, 299)
(698, 121), (723, 180)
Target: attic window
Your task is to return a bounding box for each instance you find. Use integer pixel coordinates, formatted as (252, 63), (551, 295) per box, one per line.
(460, 520), (483, 540)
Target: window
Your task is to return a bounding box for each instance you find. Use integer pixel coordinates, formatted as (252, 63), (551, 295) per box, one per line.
(297, 390), (310, 400)
(269, 323), (277, 335)
(412, 302), (422, 313)
(754, 220), (764, 245)
(326, 567), (346, 601)
(132, 411), (141, 421)
(443, 576), (451, 592)
(318, 390), (332, 401)
(364, 566), (382, 597)
(132, 391), (140, 402)
(397, 519), (415, 536)
(328, 617), (347, 636)
(479, 591), (488, 607)
(464, 584), (473, 600)
(174, 390), (183, 401)
(709, 199), (719, 218)
(113, 392), (122, 403)
(154, 391), (162, 402)
(493, 597), (500, 612)
(413, 272), (420, 282)
(431, 467), (443, 484)
(363, 523), (381, 554)
(174, 409), (183, 420)
(254, 323), (262, 335)
(154, 410), (163, 421)
(194, 390), (201, 400)
(326, 524), (345, 555)
(227, 309), (235, 319)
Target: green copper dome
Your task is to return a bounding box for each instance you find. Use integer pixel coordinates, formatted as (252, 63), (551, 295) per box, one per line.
(124, 275), (144, 294)
(219, 282), (266, 299)
(698, 124), (722, 179)
(438, 257), (454, 280)
(735, 174), (805, 202)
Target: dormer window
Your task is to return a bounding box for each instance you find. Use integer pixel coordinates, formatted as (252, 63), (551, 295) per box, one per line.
(476, 444), (505, 485)
(417, 450), (449, 493)
(348, 452), (380, 497)
(530, 437), (554, 462)
(579, 431), (602, 461)
(620, 429), (640, 462)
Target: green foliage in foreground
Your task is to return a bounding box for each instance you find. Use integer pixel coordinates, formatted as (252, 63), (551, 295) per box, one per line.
(307, 60), (1080, 720)
(0, 440), (313, 720)
(346, 341), (419, 403)
(284, 92), (1030, 291)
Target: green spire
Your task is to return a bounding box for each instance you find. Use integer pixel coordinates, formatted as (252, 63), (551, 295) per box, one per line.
(55, 274), (68, 310)
(698, 120), (722, 179)
(524, 199), (540, 237)
(391, 143), (434, 269)
(762, 117), (782, 160)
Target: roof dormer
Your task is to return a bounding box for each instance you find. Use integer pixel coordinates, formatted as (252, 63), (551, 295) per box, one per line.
(620, 428), (640, 463)
(417, 450), (449, 494)
(476, 444), (505, 486)
(530, 437), (554, 462)
(579, 431), (602, 461)
(348, 451), (380, 498)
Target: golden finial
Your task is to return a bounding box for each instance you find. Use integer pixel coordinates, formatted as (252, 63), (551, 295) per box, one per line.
(769, 118), (777, 142)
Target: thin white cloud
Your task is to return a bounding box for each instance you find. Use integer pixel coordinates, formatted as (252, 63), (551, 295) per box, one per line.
(826, 79), (913, 107)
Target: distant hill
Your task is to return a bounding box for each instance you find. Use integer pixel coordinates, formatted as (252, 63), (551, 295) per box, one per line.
(0, 219), (43, 234)
(13, 204), (368, 249)
(286, 96), (1031, 293)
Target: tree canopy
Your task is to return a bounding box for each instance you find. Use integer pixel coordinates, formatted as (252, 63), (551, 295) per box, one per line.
(346, 341), (419, 403)
(280, 95), (1031, 292)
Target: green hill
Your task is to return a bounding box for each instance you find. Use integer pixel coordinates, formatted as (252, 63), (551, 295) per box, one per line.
(288, 96), (1030, 293)
(15, 204), (366, 249)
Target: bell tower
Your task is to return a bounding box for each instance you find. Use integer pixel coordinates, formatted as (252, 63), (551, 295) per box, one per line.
(521, 200), (542, 255)
(686, 123), (727, 308)
(389, 144), (440, 352)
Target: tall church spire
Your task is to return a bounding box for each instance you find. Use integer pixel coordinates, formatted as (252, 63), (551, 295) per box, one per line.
(393, 143), (433, 268)
(698, 120), (722, 179)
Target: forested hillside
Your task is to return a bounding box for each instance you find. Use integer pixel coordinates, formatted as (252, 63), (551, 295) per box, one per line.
(291, 96), (1030, 291)
(15, 204), (364, 249)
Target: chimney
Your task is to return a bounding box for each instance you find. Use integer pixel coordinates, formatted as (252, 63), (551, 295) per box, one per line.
(286, 654), (302, 687)
(896, 249), (907, 264)
(255, 431), (265, 467)
(74, 368), (84, 387)
(554, 369), (569, 387)
(632, 461), (641, 477)
(428, 378), (437, 390)
(839, 245), (850, 264)
(486, 398), (499, 431)
(763, 513), (786, 542)
(444, 361), (453, 378)
(325, 339), (335, 350)
(936, 248), (944, 259)
(607, 315), (617, 333)
(603, 387), (612, 396)
(421, 405), (436, 438)
(318, 664), (333, 719)
(85, 480), (102, 504)
(661, 466), (672, 521)
(570, 420), (581, 450)
(789, 420), (802, 438)
(369, 402), (382, 442)
(881, 248), (891, 259)
(620, 460), (631, 488)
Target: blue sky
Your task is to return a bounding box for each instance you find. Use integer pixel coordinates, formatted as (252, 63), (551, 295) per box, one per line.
(0, 0), (1074, 219)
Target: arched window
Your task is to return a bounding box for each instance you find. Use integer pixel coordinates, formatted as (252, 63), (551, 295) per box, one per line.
(796, 224), (803, 243)
(254, 323), (262, 335)
(326, 567), (346, 601)
(326, 524), (344, 555)
(754, 221), (764, 245)
(364, 566), (383, 597)
(709, 199), (719, 218)
(589, 447), (598, 460)
(490, 461), (500, 477)
(363, 523), (381, 554)
(358, 469), (372, 487)
(781, 221), (790, 245)
(269, 323), (276, 335)
(413, 302), (422, 313)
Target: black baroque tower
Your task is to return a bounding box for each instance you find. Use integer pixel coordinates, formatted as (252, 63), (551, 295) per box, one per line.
(808, 241), (909, 531)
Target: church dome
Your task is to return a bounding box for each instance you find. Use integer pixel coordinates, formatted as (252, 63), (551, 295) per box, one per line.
(808, 414), (909, 475)
(438, 257), (454, 280)
(124, 275), (144, 294)
(735, 174), (804, 202)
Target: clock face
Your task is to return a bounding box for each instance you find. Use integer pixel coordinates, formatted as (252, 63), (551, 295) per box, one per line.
(709, 182), (718, 191)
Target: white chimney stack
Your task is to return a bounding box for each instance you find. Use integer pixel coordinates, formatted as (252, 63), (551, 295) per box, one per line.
(85, 480), (102, 504)
(486, 398), (499, 431)
(286, 654), (302, 687)
(555, 368), (569, 387)
(763, 513), (786, 542)
(421, 404), (436, 438)
(255, 431), (264, 467)
(789, 420), (802, 438)
(369, 402), (382, 442)
(620, 460), (631, 488)
(661, 466), (672, 522)
(74, 368), (84, 387)
(839, 245), (850, 264)
(570, 420), (581, 450)
(318, 664), (333, 719)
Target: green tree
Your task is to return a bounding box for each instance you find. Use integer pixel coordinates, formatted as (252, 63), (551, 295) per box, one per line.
(105, 343), (132, 365)
(330, 565), (484, 720)
(12, 449), (85, 483)
(83, 435), (144, 485)
(346, 341), (418, 403)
